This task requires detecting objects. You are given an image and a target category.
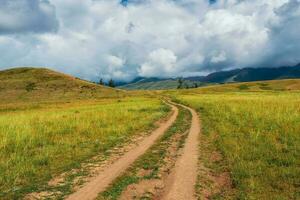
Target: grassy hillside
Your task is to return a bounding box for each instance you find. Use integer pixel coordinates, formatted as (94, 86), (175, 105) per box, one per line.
(119, 79), (206, 90)
(204, 79), (300, 92)
(165, 79), (300, 95)
(0, 67), (124, 105)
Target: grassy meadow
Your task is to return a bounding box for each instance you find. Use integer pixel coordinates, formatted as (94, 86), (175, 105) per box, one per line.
(174, 92), (300, 199)
(0, 97), (169, 199)
(1, 68), (300, 199)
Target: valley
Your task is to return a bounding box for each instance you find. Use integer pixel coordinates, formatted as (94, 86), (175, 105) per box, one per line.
(0, 67), (299, 200)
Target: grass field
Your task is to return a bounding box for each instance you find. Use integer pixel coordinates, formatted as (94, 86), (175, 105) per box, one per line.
(190, 79), (300, 92)
(174, 92), (300, 199)
(0, 97), (169, 199)
(1, 67), (300, 199)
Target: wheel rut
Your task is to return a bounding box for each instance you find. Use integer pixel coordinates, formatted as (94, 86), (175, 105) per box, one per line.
(162, 103), (200, 200)
(66, 102), (178, 200)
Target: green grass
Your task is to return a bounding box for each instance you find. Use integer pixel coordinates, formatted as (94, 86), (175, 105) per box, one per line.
(174, 92), (300, 199)
(2, 67), (300, 199)
(98, 107), (191, 200)
(191, 79), (300, 92)
(0, 97), (169, 199)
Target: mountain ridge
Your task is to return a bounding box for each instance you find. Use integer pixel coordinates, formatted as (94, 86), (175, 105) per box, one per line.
(120, 64), (300, 90)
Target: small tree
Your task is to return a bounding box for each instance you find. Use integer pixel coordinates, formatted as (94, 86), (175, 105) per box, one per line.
(108, 79), (115, 88)
(99, 78), (104, 85)
(177, 78), (183, 89)
(194, 83), (198, 88)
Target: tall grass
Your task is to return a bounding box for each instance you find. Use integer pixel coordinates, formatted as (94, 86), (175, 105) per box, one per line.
(0, 97), (169, 199)
(176, 92), (300, 199)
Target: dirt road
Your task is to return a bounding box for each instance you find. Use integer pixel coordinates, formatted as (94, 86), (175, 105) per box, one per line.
(66, 102), (178, 200)
(162, 103), (200, 200)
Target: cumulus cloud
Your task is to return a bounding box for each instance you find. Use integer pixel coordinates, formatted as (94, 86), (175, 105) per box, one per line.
(0, 0), (58, 34)
(0, 0), (300, 81)
(139, 48), (178, 77)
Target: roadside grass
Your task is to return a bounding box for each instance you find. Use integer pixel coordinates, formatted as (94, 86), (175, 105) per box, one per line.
(0, 97), (169, 199)
(97, 106), (191, 200)
(175, 92), (300, 200)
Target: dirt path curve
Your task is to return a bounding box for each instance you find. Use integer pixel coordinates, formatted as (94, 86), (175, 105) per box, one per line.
(162, 103), (200, 200)
(66, 102), (178, 200)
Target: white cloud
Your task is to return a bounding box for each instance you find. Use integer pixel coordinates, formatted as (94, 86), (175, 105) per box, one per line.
(139, 48), (177, 77)
(107, 55), (125, 69)
(0, 0), (299, 81)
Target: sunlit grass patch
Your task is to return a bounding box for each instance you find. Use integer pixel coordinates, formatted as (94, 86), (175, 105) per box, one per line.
(0, 97), (169, 199)
(175, 92), (300, 199)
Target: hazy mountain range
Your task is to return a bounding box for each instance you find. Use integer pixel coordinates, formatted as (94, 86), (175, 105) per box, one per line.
(119, 64), (300, 90)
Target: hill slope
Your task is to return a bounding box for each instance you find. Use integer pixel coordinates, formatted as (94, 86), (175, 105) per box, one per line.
(175, 79), (300, 94)
(0, 67), (124, 104)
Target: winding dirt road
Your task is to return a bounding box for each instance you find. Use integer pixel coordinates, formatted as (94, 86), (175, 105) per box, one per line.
(162, 103), (200, 200)
(66, 102), (178, 200)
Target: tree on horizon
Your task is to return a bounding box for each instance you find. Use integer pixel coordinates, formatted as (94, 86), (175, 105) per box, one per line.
(99, 78), (104, 85)
(108, 79), (115, 88)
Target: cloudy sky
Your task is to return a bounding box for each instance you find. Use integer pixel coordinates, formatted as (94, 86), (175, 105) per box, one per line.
(0, 0), (300, 81)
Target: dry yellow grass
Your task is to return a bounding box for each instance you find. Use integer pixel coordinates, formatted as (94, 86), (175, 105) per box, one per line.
(0, 67), (125, 105)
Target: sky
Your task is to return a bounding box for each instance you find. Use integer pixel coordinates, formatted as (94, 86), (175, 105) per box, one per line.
(0, 0), (300, 81)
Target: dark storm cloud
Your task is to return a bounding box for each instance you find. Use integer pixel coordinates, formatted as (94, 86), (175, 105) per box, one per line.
(255, 0), (300, 67)
(0, 0), (58, 34)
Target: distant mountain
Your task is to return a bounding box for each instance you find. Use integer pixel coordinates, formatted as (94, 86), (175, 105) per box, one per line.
(185, 64), (300, 83)
(120, 64), (300, 90)
(118, 79), (206, 90)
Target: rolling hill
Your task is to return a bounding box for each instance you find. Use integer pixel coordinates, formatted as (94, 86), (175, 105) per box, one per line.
(0, 67), (124, 104)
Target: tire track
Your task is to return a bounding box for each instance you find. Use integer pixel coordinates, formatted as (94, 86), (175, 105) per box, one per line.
(162, 103), (200, 200)
(66, 102), (178, 200)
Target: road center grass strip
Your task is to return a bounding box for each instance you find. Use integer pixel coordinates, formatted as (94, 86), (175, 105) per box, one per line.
(97, 106), (191, 200)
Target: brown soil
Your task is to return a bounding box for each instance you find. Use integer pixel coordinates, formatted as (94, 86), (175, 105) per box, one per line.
(119, 132), (187, 200)
(162, 104), (200, 200)
(120, 179), (164, 200)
